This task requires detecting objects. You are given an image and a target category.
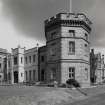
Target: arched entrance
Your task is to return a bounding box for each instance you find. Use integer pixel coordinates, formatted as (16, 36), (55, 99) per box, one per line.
(14, 71), (18, 83)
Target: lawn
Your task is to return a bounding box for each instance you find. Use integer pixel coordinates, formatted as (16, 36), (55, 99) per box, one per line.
(0, 85), (105, 105)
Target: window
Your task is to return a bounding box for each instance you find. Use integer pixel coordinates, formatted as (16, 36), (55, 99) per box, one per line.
(50, 48), (56, 56)
(69, 41), (75, 54)
(51, 32), (56, 39)
(50, 68), (56, 80)
(21, 73), (23, 77)
(41, 56), (44, 62)
(33, 70), (36, 81)
(85, 33), (88, 40)
(21, 57), (23, 64)
(85, 44), (87, 47)
(33, 55), (36, 63)
(0, 63), (1, 68)
(29, 56), (31, 63)
(14, 57), (18, 65)
(69, 30), (75, 37)
(25, 71), (27, 81)
(8, 61), (10, 67)
(69, 67), (75, 79)
(25, 57), (27, 64)
(29, 70), (31, 81)
(85, 68), (88, 80)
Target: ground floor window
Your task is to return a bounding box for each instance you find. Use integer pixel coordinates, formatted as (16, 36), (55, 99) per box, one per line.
(25, 71), (27, 81)
(29, 70), (31, 81)
(33, 70), (35, 81)
(50, 68), (56, 81)
(69, 67), (75, 79)
(41, 69), (45, 81)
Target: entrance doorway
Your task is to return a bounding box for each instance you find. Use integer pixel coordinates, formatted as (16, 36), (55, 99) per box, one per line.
(14, 71), (18, 83)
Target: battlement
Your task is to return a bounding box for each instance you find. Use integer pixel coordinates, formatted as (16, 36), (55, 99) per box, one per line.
(45, 13), (92, 25)
(45, 13), (92, 33)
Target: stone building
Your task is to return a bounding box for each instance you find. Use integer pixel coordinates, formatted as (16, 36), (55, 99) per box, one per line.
(0, 48), (8, 82)
(38, 46), (46, 82)
(10, 45), (25, 84)
(90, 49), (97, 83)
(95, 53), (105, 83)
(24, 47), (38, 83)
(44, 13), (92, 87)
(90, 49), (105, 84)
(5, 45), (39, 84)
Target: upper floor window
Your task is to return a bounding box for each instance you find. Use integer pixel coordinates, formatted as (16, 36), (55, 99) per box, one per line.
(25, 57), (27, 64)
(0, 63), (1, 69)
(68, 30), (75, 37)
(69, 67), (75, 79)
(8, 61), (10, 67)
(33, 55), (36, 63)
(29, 56), (31, 63)
(85, 68), (88, 80)
(69, 41), (75, 54)
(21, 73), (23, 77)
(85, 33), (88, 40)
(51, 32), (56, 39)
(41, 56), (44, 62)
(14, 56), (18, 65)
(21, 57), (23, 64)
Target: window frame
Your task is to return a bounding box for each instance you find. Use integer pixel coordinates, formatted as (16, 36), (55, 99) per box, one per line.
(68, 30), (75, 37)
(69, 67), (75, 79)
(68, 41), (75, 55)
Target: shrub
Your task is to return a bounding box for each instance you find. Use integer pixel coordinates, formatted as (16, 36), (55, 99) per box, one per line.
(59, 83), (67, 88)
(66, 79), (80, 88)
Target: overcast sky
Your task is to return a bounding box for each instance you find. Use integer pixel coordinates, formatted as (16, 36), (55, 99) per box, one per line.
(0, 0), (105, 52)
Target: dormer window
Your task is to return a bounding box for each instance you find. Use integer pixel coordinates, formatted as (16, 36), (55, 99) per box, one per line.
(68, 30), (75, 37)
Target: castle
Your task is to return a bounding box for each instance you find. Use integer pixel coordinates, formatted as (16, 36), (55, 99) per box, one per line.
(0, 12), (104, 87)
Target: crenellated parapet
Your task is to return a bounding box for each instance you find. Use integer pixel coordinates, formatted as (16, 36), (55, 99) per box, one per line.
(45, 13), (92, 33)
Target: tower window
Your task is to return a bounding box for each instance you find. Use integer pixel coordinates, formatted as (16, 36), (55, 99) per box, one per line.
(51, 32), (56, 39)
(85, 33), (88, 40)
(68, 30), (75, 37)
(69, 67), (75, 79)
(69, 41), (75, 54)
(85, 44), (88, 47)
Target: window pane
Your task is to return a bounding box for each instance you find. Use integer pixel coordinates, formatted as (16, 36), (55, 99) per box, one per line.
(69, 30), (75, 37)
(69, 41), (75, 54)
(69, 67), (75, 79)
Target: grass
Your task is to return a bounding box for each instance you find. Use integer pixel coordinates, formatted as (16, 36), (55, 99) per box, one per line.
(0, 85), (105, 105)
